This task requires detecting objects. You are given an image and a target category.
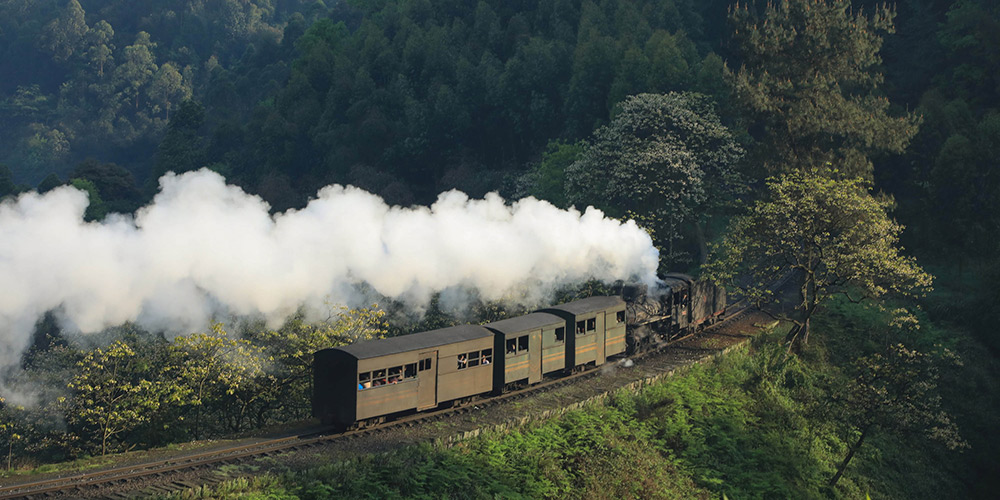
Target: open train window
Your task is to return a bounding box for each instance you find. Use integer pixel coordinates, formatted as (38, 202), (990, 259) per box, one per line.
(468, 351), (480, 367)
(586, 318), (596, 331)
(506, 338), (517, 356)
(576, 320), (585, 335)
(616, 311), (625, 324)
(404, 363), (417, 379)
(555, 327), (565, 343)
(517, 335), (528, 352)
(482, 348), (492, 364)
(388, 366), (402, 384)
(358, 372), (371, 390)
(372, 369), (387, 386)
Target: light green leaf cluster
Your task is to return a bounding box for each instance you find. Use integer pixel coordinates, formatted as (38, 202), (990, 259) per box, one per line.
(706, 169), (931, 343)
(68, 340), (184, 455)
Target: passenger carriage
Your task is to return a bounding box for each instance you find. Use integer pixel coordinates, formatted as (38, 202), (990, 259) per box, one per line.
(312, 324), (494, 428)
(484, 312), (566, 391)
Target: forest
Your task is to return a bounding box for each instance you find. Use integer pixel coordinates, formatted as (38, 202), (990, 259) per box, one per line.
(0, 0), (998, 498)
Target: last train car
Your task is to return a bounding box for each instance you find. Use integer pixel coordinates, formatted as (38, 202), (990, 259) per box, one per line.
(313, 325), (494, 428)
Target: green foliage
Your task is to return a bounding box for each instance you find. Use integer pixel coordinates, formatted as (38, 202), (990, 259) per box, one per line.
(68, 159), (141, 214)
(67, 339), (187, 455)
(566, 91), (743, 266)
(40, 0), (88, 63)
(729, 0), (920, 178)
(0, 0), (308, 186)
(169, 325), (269, 437)
(0, 164), (20, 199)
(68, 178), (107, 221)
(153, 100), (205, 182)
(520, 140), (585, 209)
(209, 0), (719, 206)
(36, 173), (63, 193)
(706, 169), (932, 349)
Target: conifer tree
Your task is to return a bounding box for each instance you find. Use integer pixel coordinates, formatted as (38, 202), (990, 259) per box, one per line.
(729, 0), (920, 178)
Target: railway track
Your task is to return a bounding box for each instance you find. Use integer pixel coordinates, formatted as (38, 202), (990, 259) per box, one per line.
(0, 287), (776, 499)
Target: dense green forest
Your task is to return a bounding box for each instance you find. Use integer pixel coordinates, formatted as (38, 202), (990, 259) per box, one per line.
(0, 0), (998, 497)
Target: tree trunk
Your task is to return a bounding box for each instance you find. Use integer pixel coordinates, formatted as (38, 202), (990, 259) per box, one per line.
(830, 426), (870, 488)
(694, 219), (708, 265)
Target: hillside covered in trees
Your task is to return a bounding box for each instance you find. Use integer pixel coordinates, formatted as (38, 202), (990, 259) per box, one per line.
(0, 0), (998, 498)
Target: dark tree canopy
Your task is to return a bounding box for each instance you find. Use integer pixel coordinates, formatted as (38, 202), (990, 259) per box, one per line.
(566, 92), (743, 266)
(729, 0), (921, 178)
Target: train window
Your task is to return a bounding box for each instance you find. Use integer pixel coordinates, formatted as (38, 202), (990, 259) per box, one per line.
(616, 311), (625, 324)
(404, 363), (417, 379)
(506, 338), (517, 356)
(388, 366), (402, 384)
(586, 318), (596, 331)
(482, 349), (492, 364)
(469, 351), (480, 367)
(555, 327), (565, 343)
(576, 320), (585, 335)
(419, 358), (432, 371)
(358, 372), (371, 390)
(517, 335), (528, 352)
(372, 369), (387, 386)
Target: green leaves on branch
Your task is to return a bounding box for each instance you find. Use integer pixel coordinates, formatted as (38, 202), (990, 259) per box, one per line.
(705, 170), (932, 348)
(67, 340), (184, 456)
(51, 305), (387, 454)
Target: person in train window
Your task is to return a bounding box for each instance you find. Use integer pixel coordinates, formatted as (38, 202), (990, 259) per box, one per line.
(458, 354), (467, 369)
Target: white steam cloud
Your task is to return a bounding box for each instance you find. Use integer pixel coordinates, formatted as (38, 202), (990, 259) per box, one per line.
(0, 169), (659, 373)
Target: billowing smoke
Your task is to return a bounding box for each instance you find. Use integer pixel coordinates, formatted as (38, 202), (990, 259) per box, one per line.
(0, 169), (659, 376)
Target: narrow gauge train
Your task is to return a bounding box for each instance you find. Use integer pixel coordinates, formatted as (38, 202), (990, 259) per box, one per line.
(313, 273), (725, 429)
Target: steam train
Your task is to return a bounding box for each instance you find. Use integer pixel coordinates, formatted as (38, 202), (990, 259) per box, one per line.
(313, 274), (726, 429)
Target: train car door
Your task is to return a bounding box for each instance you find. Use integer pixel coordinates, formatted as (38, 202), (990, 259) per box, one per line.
(529, 329), (542, 384)
(596, 312), (606, 365)
(417, 351), (438, 410)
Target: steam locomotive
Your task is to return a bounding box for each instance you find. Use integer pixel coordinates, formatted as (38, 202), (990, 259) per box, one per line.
(313, 274), (725, 429)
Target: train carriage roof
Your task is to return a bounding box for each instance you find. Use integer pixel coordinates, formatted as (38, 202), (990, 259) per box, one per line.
(333, 324), (493, 360)
(540, 296), (625, 315)
(484, 312), (564, 335)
